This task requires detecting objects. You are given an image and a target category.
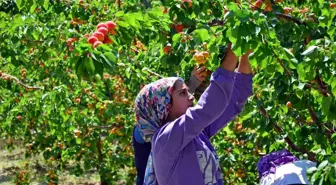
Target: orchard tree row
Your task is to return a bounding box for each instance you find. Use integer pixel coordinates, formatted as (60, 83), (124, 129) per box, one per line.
(0, 0), (335, 184)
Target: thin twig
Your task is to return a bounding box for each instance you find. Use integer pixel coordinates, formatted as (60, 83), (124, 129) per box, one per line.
(208, 19), (225, 26)
(91, 125), (117, 129)
(143, 68), (165, 78)
(21, 39), (44, 43)
(1, 73), (43, 90)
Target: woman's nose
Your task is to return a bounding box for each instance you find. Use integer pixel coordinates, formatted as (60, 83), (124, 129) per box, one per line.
(188, 93), (194, 101)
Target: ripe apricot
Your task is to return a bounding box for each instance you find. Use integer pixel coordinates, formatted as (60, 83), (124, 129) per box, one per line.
(255, 0), (263, 9)
(286, 101), (292, 109)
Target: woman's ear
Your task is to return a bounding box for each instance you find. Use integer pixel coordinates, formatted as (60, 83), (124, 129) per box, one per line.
(168, 86), (174, 95)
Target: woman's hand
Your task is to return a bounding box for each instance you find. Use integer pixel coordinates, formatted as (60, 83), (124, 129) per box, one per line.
(237, 49), (253, 75)
(220, 43), (238, 72)
(191, 66), (208, 82)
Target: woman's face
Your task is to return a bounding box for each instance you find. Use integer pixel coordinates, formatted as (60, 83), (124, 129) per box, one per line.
(167, 80), (195, 121)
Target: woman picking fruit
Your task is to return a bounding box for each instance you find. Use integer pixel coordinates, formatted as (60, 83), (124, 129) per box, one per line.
(134, 44), (254, 185)
(132, 65), (208, 185)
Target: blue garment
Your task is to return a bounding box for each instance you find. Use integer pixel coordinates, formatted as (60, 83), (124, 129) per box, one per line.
(134, 125), (145, 144)
(133, 125), (151, 185)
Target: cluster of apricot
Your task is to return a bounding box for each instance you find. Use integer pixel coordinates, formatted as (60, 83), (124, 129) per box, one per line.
(193, 51), (210, 65)
(87, 21), (116, 48)
(15, 168), (30, 185)
(111, 75), (131, 106)
(251, 0), (273, 12)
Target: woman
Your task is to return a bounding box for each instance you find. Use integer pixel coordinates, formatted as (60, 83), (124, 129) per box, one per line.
(135, 44), (253, 185)
(132, 65), (208, 185)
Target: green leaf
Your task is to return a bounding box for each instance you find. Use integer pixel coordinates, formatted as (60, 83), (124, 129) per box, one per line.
(76, 61), (85, 76)
(103, 52), (117, 63)
(333, 87), (336, 98)
(99, 53), (115, 69)
(227, 2), (239, 12)
(32, 30), (39, 40)
(172, 33), (182, 43)
(224, 11), (235, 21)
(331, 78), (336, 89)
(283, 48), (295, 58)
(148, 7), (163, 18)
(41, 93), (49, 101)
(318, 160), (329, 170)
(318, 176), (324, 185)
(321, 97), (331, 115)
(29, 1), (37, 13)
(116, 21), (129, 28)
(332, 133), (336, 140)
(83, 58), (95, 74)
(16, 0), (26, 10)
(327, 27), (336, 40)
(115, 11), (125, 17)
(193, 29), (210, 42)
(307, 167), (318, 174)
(43, 0), (49, 10)
(124, 14), (139, 29)
(297, 63), (315, 81)
(329, 164), (336, 183)
(76, 138), (82, 144)
(297, 83), (305, 90)
(302, 46), (318, 56)
(329, 155), (336, 163)
(13, 14), (24, 26)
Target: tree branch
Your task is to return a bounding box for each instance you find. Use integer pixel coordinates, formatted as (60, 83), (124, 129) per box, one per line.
(274, 12), (306, 26)
(258, 104), (317, 162)
(247, 2), (306, 26)
(0, 73), (43, 90)
(308, 106), (332, 140)
(272, 51), (292, 76)
(316, 73), (334, 97)
(306, 83), (334, 97)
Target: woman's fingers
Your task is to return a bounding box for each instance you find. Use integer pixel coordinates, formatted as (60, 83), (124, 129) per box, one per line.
(196, 66), (206, 74)
(191, 65), (211, 82)
(228, 43), (232, 49)
(200, 71), (208, 77)
(191, 66), (198, 75)
(243, 49), (254, 57)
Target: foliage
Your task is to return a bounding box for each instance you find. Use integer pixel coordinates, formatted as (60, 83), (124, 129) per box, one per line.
(0, 0), (336, 184)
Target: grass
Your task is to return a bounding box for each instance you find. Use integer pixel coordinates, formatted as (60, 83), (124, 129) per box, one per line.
(0, 140), (101, 185)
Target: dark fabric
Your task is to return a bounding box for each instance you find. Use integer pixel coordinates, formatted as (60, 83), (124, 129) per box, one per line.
(257, 149), (299, 179)
(132, 126), (152, 185)
(134, 125), (145, 144)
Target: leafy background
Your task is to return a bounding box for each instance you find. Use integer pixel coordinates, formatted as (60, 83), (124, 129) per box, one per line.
(0, 0), (336, 184)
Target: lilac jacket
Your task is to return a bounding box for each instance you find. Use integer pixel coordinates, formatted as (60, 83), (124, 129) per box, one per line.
(151, 68), (253, 185)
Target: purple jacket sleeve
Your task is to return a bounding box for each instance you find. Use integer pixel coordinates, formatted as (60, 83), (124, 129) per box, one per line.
(153, 68), (235, 154)
(203, 71), (253, 138)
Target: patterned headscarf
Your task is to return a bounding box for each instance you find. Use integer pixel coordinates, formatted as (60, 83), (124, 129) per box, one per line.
(134, 77), (184, 142)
